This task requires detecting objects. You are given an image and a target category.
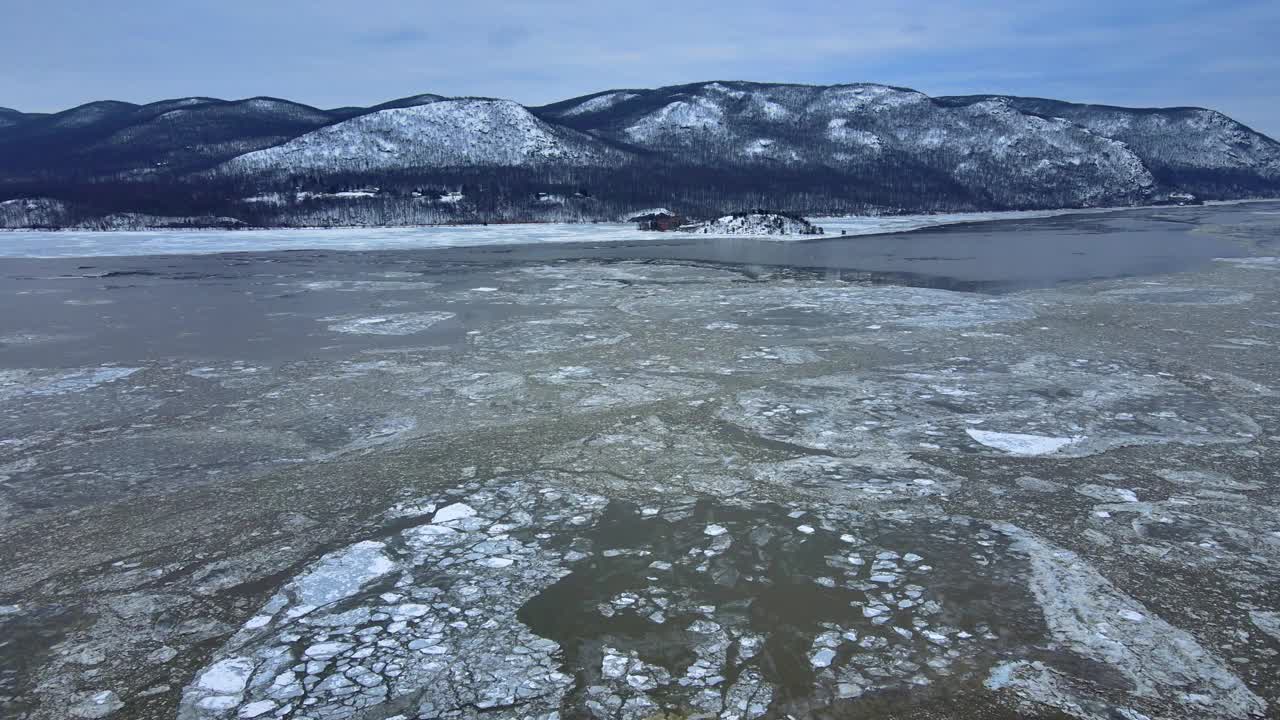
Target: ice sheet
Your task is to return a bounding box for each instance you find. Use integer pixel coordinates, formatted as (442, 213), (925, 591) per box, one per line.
(0, 208), (1104, 258)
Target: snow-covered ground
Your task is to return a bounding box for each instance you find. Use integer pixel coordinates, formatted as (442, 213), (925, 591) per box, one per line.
(0, 208), (1126, 259)
(0, 223), (684, 258)
(685, 212), (821, 235)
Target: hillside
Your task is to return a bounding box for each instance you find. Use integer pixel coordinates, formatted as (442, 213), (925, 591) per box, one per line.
(536, 82), (1161, 209)
(216, 99), (623, 178)
(0, 97), (338, 182)
(941, 95), (1280, 195)
(1, 81), (1277, 228)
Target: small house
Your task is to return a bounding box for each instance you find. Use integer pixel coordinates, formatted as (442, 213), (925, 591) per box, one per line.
(633, 211), (685, 231)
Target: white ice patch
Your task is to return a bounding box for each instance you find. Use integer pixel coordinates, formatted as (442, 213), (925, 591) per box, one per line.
(996, 523), (1265, 717)
(432, 502), (477, 524)
(324, 311), (455, 335)
(966, 429), (1080, 456)
(1251, 610), (1280, 643)
(291, 541), (396, 609)
(179, 481), (608, 720)
(0, 367), (139, 400)
(195, 657), (254, 695)
(297, 280), (437, 293)
(1214, 256), (1280, 269)
(0, 208), (1139, 259)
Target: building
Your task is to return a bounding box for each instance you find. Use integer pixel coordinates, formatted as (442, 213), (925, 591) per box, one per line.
(633, 211), (686, 231)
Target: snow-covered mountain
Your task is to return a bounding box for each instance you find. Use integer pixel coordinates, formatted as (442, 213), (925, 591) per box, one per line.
(1, 81), (1277, 227)
(942, 95), (1280, 192)
(537, 82), (1164, 207)
(216, 99), (621, 177)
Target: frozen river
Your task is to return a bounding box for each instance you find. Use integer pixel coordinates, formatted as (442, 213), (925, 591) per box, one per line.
(0, 204), (1229, 259)
(1, 202), (1278, 720)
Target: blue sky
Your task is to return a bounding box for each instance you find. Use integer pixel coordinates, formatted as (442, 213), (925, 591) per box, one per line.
(3, 0), (1278, 137)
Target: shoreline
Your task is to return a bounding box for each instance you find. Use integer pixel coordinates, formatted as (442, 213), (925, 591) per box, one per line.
(1, 197), (1275, 236)
(0, 198), (1275, 260)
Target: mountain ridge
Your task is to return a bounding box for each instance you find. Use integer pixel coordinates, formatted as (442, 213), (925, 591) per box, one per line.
(1, 81), (1276, 228)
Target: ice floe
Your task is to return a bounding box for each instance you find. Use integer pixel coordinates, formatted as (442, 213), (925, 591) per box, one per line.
(163, 479), (1269, 719)
(720, 355), (1258, 463)
(323, 311), (456, 335)
(965, 429), (1080, 456)
(993, 523), (1266, 718)
(0, 367), (139, 401)
(178, 480), (608, 720)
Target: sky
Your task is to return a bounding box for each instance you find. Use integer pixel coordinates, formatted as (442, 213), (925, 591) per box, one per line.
(2, 0), (1278, 138)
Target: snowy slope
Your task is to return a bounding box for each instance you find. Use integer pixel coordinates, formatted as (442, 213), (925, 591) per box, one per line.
(539, 81), (1159, 206)
(217, 99), (622, 175)
(948, 96), (1280, 183)
(542, 91), (642, 118)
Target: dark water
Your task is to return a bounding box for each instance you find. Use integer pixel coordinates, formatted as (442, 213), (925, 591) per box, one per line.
(0, 203), (1272, 367)
(517, 500), (1050, 719)
(3, 203), (1272, 285)
(403, 203), (1272, 290)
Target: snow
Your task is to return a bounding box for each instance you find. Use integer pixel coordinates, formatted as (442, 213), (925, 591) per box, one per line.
(0, 224), (687, 257)
(241, 193), (285, 205)
(820, 84), (929, 113)
(625, 98), (724, 142)
(966, 429), (1080, 456)
(743, 138), (784, 156)
(621, 208), (674, 221)
(0, 206), (1145, 259)
(557, 92), (639, 117)
(826, 120), (882, 149)
(685, 213), (819, 236)
(749, 95), (791, 120)
(219, 99), (611, 175)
